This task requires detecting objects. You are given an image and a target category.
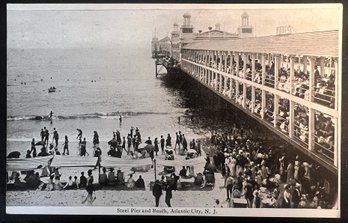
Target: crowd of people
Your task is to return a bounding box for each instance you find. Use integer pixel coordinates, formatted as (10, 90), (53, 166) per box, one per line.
(208, 126), (332, 209)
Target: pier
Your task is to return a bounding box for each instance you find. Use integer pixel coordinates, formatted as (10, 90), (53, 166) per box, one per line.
(152, 13), (340, 175)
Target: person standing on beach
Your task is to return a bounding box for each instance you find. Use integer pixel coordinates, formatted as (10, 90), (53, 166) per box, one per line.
(31, 138), (37, 157)
(82, 179), (96, 205)
(77, 129), (83, 142)
(182, 134), (188, 152)
(152, 180), (163, 207)
(166, 134), (172, 147)
(165, 183), (173, 207)
(122, 136), (126, 153)
(130, 126), (134, 138)
(93, 131), (99, 146)
(196, 140), (202, 156)
(53, 128), (59, 147)
(80, 138), (87, 156)
(174, 132), (180, 153)
(154, 138), (159, 156)
(160, 135), (165, 154)
(62, 136), (69, 155)
(127, 134), (132, 154)
(40, 129), (44, 143)
(43, 127), (49, 146)
(116, 130), (121, 144)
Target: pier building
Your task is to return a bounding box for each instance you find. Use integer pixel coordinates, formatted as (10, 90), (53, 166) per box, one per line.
(151, 12), (340, 176)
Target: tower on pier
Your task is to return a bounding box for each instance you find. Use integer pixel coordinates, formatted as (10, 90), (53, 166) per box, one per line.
(238, 12), (254, 38)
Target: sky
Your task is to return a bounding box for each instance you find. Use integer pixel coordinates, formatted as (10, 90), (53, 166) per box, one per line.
(7, 4), (342, 49)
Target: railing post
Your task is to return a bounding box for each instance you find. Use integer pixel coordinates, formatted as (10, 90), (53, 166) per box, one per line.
(289, 56), (294, 95)
(252, 53), (256, 81)
(236, 52), (240, 75)
(262, 54), (266, 85)
(289, 101), (294, 138)
(309, 56), (315, 102)
(224, 51), (228, 72)
(251, 86), (255, 113)
(274, 54), (279, 89)
(261, 90), (266, 120)
(242, 83), (247, 108)
(308, 108), (314, 151)
(243, 53), (247, 79)
(236, 80), (239, 103)
(274, 95), (279, 127)
(229, 78), (233, 99)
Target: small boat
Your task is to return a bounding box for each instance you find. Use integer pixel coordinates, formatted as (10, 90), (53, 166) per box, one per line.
(48, 87), (56, 93)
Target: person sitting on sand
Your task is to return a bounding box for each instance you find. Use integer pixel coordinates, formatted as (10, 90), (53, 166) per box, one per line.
(108, 168), (116, 185)
(72, 176), (79, 189)
(46, 175), (55, 191)
(63, 176), (74, 190)
(38, 147), (49, 157)
(117, 170), (125, 186)
(99, 167), (108, 186)
(135, 175), (145, 189)
(126, 174), (135, 189)
(26, 172), (41, 190)
(179, 166), (187, 177)
(55, 147), (61, 155)
(26, 149), (32, 158)
(79, 172), (87, 188)
(53, 176), (64, 191)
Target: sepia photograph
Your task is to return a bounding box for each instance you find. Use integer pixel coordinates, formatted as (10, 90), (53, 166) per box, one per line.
(6, 3), (342, 217)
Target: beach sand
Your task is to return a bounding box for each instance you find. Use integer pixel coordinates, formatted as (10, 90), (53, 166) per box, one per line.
(7, 143), (230, 208)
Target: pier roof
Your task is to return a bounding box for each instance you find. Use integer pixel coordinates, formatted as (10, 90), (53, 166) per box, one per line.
(183, 30), (339, 57)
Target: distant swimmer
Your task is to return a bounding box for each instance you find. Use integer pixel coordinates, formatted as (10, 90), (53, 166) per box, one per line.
(119, 115), (122, 123)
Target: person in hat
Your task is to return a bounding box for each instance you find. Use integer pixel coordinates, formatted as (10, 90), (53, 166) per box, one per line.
(152, 180), (163, 207)
(292, 183), (302, 208)
(282, 184), (291, 208)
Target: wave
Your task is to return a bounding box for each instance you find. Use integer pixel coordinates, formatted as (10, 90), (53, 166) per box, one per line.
(7, 111), (170, 121)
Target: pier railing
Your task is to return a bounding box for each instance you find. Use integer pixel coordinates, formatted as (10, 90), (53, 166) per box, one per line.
(180, 49), (339, 172)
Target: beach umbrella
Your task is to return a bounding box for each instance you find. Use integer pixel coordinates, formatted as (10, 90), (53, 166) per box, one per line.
(144, 144), (154, 153)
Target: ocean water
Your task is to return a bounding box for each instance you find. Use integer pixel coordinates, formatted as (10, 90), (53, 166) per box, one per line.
(7, 47), (208, 156)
